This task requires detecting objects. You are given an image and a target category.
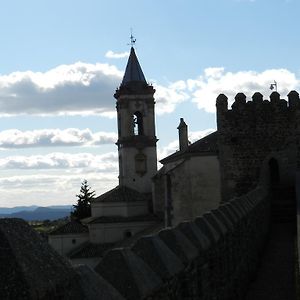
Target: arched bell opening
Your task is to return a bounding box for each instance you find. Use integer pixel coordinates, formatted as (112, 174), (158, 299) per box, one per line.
(133, 111), (144, 136)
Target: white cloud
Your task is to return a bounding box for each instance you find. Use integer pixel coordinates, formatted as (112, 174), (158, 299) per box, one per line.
(0, 64), (298, 117)
(0, 128), (217, 206)
(0, 128), (117, 149)
(155, 81), (189, 114)
(0, 62), (122, 116)
(0, 152), (118, 171)
(0, 173), (118, 207)
(189, 68), (300, 113)
(0, 62), (187, 116)
(105, 50), (129, 59)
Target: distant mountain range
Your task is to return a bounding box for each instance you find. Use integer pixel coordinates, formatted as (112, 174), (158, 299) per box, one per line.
(0, 205), (73, 221)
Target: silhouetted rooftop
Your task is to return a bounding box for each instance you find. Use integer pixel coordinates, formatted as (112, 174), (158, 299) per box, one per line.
(49, 220), (88, 235)
(84, 214), (159, 225)
(92, 185), (151, 203)
(160, 131), (218, 164)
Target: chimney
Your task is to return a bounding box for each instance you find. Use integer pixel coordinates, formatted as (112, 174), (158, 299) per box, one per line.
(177, 118), (188, 151)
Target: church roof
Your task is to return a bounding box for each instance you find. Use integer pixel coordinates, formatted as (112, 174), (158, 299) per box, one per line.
(85, 214), (159, 225)
(121, 47), (147, 86)
(92, 185), (151, 203)
(160, 131), (218, 164)
(49, 220), (89, 235)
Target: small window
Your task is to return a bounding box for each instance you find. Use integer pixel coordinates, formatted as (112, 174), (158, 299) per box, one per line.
(72, 239), (76, 244)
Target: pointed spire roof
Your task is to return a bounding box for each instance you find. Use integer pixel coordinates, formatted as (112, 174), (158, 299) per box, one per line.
(121, 47), (147, 86)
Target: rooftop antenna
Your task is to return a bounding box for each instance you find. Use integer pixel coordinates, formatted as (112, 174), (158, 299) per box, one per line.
(270, 80), (277, 92)
(128, 28), (136, 47)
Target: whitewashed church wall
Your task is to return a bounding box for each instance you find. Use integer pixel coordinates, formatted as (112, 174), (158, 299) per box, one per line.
(89, 221), (155, 244)
(91, 201), (148, 218)
(155, 155), (222, 227)
(48, 233), (89, 256)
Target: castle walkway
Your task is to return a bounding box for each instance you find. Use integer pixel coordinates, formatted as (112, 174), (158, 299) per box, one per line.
(245, 187), (297, 300)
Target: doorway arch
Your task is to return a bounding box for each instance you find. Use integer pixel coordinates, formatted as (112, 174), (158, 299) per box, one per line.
(269, 158), (280, 186)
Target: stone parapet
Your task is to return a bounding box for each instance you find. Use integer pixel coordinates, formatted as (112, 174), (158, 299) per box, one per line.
(94, 186), (270, 300)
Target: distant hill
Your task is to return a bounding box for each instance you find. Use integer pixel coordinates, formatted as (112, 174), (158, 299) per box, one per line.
(0, 205), (73, 221)
(0, 205), (39, 214)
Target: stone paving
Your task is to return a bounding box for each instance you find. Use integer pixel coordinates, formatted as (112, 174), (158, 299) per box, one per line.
(245, 222), (296, 300)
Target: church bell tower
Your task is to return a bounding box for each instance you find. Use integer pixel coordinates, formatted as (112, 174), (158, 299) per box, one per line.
(114, 47), (157, 193)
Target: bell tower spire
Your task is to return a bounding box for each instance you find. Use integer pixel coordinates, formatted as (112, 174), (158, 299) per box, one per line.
(114, 45), (157, 194)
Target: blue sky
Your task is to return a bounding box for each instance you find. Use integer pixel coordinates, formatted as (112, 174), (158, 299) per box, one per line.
(0, 0), (299, 207)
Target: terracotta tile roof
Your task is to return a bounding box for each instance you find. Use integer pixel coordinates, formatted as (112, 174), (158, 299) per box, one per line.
(49, 221), (88, 235)
(92, 185), (151, 203)
(85, 214), (159, 225)
(160, 131), (218, 164)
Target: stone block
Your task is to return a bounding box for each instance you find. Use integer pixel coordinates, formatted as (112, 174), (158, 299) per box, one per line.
(0, 218), (83, 300)
(158, 227), (198, 264)
(75, 265), (125, 300)
(177, 221), (211, 251)
(95, 248), (162, 300)
(194, 215), (220, 244)
(131, 235), (184, 280)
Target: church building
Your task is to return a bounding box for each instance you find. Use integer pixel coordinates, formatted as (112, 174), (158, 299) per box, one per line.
(49, 42), (300, 271)
(49, 46), (161, 265)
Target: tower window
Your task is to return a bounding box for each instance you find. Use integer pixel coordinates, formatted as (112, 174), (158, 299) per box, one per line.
(133, 111), (144, 135)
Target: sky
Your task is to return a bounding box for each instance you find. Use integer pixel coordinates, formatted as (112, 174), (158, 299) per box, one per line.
(0, 0), (299, 207)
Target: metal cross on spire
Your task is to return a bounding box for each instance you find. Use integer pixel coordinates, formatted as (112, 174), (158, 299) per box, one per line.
(128, 28), (136, 47)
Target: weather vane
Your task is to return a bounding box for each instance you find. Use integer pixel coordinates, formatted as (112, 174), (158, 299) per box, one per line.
(128, 28), (136, 47)
(270, 80), (277, 92)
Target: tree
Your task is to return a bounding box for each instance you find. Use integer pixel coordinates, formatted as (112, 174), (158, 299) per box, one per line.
(71, 180), (95, 220)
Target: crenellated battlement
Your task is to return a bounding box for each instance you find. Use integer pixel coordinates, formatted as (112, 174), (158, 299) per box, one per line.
(217, 90), (300, 115)
(216, 90), (300, 146)
(216, 90), (300, 201)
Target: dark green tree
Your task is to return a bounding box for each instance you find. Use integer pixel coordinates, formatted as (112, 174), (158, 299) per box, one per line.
(71, 179), (95, 220)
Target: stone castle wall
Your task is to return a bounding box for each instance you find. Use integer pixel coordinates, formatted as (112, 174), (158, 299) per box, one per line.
(2, 187), (271, 299)
(216, 91), (300, 201)
(0, 219), (84, 299)
(94, 186), (270, 300)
